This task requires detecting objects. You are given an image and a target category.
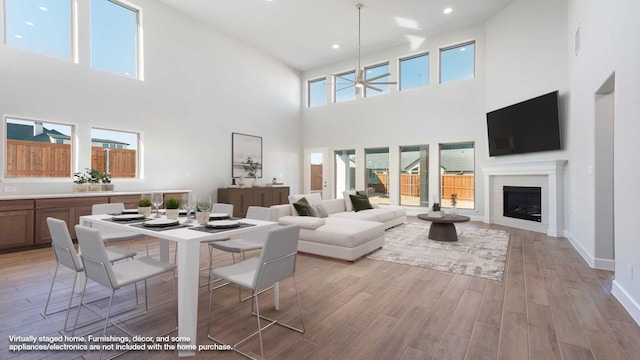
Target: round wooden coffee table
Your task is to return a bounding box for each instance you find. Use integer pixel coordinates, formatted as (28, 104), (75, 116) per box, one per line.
(417, 213), (471, 242)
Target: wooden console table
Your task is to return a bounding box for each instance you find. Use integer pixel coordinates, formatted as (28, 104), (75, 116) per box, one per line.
(218, 186), (289, 217)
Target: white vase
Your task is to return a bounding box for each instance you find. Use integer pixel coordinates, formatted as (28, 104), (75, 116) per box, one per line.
(238, 175), (246, 187)
(252, 177), (262, 187)
(138, 206), (152, 218)
(165, 209), (180, 220)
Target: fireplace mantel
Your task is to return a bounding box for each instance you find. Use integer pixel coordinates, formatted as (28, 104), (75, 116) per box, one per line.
(481, 160), (568, 237)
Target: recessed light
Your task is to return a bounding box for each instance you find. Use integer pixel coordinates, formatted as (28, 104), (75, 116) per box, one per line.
(332, 44), (340, 49)
(14, 34), (23, 39)
(443, 7), (453, 14)
(25, 21), (34, 26)
(460, 47), (466, 52)
(39, 6), (48, 12)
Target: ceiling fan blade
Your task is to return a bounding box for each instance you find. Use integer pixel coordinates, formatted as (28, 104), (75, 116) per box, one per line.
(336, 84), (356, 92)
(368, 81), (397, 85)
(337, 75), (355, 83)
(365, 73), (391, 82)
(366, 84), (384, 92)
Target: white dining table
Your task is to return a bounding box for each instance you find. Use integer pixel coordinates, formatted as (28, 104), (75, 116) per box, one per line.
(79, 214), (279, 357)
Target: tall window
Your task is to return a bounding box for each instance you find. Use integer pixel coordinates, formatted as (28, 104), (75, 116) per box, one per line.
(4, 0), (72, 61)
(91, 128), (138, 178)
(4, 117), (73, 178)
(334, 70), (356, 103)
(364, 62), (390, 97)
(400, 53), (429, 91)
(365, 147), (389, 205)
(91, 0), (140, 79)
(335, 149), (356, 197)
(400, 145), (429, 207)
(440, 41), (475, 84)
(307, 78), (327, 107)
(440, 142), (475, 209)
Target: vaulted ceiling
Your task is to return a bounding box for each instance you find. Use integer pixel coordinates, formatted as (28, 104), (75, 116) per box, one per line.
(156, 0), (516, 71)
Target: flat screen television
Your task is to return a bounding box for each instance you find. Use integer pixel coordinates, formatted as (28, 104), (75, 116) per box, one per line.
(486, 91), (561, 156)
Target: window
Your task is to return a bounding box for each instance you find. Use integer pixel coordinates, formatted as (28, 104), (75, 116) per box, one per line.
(90, 0), (140, 79)
(400, 145), (429, 207)
(334, 70), (356, 103)
(400, 53), (429, 91)
(4, 117), (73, 178)
(307, 78), (327, 107)
(335, 149), (356, 197)
(4, 0), (72, 61)
(365, 147), (389, 205)
(364, 62), (390, 97)
(440, 142), (475, 209)
(91, 128), (139, 178)
(440, 41), (475, 84)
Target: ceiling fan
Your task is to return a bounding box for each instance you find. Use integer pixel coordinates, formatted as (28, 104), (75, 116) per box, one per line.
(337, 3), (397, 93)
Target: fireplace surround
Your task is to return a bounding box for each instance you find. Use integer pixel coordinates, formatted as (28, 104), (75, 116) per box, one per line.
(481, 160), (567, 237)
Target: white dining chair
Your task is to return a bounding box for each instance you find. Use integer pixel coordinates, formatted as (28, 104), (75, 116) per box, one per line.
(72, 225), (176, 358)
(92, 203), (149, 254)
(207, 225), (304, 360)
(42, 217), (136, 332)
(207, 206), (274, 297)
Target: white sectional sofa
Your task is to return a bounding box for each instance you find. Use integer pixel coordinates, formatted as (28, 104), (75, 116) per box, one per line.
(270, 192), (406, 261)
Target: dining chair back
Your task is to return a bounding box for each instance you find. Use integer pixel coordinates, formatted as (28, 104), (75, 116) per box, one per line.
(207, 225), (303, 360)
(91, 202), (148, 253)
(73, 225), (176, 358)
(43, 217), (135, 332)
(211, 203), (234, 217)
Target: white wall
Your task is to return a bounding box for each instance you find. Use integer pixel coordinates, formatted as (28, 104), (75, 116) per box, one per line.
(0, 0), (302, 199)
(566, 0), (640, 324)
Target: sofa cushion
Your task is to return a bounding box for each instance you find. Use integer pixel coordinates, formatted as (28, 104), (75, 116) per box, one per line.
(278, 216), (326, 230)
(310, 203), (329, 218)
(342, 190), (357, 211)
(349, 193), (373, 212)
(330, 208), (395, 223)
(300, 218), (384, 248)
(293, 197), (313, 216)
(289, 193), (323, 216)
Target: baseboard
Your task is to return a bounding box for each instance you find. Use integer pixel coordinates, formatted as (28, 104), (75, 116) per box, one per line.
(563, 230), (595, 268)
(612, 280), (640, 326)
(594, 258), (615, 271)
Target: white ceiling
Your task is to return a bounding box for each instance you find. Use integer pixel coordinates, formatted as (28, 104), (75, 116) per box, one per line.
(155, 0), (516, 72)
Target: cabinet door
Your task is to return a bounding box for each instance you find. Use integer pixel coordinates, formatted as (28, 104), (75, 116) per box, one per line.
(35, 208), (73, 244)
(110, 195), (141, 209)
(229, 190), (252, 218)
(271, 187), (290, 206)
(0, 210), (35, 249)
(252, 188), (271, 207)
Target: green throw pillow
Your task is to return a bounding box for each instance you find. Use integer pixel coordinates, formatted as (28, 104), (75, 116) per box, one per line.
(293, 197), (313, 216)
(349, 193), (373, 212)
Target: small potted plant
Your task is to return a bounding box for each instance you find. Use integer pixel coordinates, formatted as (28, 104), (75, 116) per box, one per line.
(165, 197), (181, 220)
(450, 193), (458, 216)
(72, 171), (89, 192)
(87, 168), (102, 192)
(138, 198), (152, 217)
(101, 172), (114, 191)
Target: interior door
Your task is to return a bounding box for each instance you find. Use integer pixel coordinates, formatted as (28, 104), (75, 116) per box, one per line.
(304, 148), (331, 199)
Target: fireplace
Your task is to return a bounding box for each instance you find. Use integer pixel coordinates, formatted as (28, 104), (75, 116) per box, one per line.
(503, 186), (542, 222)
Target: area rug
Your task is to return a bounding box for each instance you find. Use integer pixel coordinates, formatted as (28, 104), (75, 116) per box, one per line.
(367, 222), (510, 281)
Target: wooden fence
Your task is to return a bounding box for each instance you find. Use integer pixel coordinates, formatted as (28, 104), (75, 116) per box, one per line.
(367, 173), (474, 200)
(442, 174), (474, 201)
(5, 140), (136, 178)
(91, 147), (137, 178)
(6, 140), (71, 177)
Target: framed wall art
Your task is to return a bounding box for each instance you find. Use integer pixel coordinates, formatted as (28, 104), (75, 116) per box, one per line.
(232, 132), (263, 178)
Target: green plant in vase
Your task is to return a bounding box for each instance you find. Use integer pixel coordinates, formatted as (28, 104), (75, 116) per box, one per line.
(72, 172), (89, 192)
(165, 197), (181, 220)
(237, 156), (262, 187)
(101, 172), (114, 191)
(138, 198), (152, 217)
(450, 193), (458, 216)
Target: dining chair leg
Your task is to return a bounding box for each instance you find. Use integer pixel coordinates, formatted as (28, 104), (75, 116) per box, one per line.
(62, 272), (80, 332)
(41, 264), (61, 318)
(71, 277), (90, 336)
(255, 293), (265, 360)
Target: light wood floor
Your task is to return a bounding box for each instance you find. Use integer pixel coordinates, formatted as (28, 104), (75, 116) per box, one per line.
(2, 218), (640, 360)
